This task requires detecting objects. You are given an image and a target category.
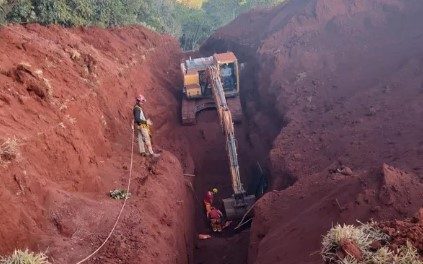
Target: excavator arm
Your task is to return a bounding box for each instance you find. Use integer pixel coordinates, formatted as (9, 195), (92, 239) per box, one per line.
(207, 66), (253, 218)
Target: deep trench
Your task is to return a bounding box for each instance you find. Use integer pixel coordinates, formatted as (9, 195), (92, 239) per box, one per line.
(186, 40), (288, 264)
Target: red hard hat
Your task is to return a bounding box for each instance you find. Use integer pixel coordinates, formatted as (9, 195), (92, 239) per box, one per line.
(136, 94), (146, 103)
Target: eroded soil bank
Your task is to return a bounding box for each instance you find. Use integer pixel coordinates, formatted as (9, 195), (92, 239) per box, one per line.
(0, 24), (197, 263)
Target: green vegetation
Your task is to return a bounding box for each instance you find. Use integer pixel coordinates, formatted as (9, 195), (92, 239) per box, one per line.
(0, 249), (50, 264)
(0, 0), (286, 49)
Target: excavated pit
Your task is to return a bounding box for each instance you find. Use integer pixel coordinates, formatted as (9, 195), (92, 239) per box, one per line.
(190, 39), (288, 264)
(2, 0), (423, 263)
(201, 38), (295, 189)
(200, 1), (423, 263)
(0, 23), (284, 264)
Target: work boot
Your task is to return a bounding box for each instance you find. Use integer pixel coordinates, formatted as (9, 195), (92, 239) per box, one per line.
(148, 153), (160, 158)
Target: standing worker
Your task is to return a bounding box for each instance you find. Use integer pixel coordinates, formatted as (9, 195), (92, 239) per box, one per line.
(133, 94), (160, 158)
(220, 64), (234, 88)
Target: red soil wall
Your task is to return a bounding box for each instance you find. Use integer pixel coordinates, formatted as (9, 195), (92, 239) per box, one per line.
(0, 24), (195, 263)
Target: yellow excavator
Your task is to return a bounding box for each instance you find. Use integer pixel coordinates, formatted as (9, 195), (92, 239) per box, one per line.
(181, 52), (255, 219)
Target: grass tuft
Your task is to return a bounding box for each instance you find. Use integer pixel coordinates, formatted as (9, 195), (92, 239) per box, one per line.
(394, 242), (422, 264)
(341, 256), (359, 264)
(370, 247), (394, 264)
(321, 223), (422, 264)
(0, 249), (50, 264)
(321, 224), (370, 262)
(0, 136), (19, 164)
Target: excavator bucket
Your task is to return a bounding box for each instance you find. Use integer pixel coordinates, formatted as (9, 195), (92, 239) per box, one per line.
(223, 194), (256, 220)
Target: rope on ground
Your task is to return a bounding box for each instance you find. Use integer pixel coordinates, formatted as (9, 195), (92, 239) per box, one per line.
(234, 199), (259, 230)
(75, 124), (135, 264)
(234, 218), (252, 230)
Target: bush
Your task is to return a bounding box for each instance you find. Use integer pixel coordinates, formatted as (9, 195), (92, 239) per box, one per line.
(176, 5), (212, 50)
(91, 0), (140, 27)
(0, 249), (50, 264)
(137, 0), (180, 34)
(0, 1), (5, 24)
(33, 0), (91, 26)
(3, 0), (35, 24)
(0, 0), (287, 49)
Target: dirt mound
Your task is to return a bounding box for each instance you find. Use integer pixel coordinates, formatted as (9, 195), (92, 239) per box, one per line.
(202, 0), (423, 263)
(0, 24), (195, 263)
(379, 163), (422, 206)
(248, 164), (422, 263)
(379, 210), (423, 255)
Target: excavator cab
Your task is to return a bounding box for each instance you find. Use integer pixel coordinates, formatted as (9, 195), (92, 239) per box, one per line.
(214, 53), (239, 95)
(219, 63), (237, 91)
(181, 52), (242, 125)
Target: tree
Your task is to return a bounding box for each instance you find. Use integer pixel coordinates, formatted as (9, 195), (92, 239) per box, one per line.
(4, 0), (35, 23)
(176, 0), (204, 9)
(91, 0), (139, 27)
(203, 0), (240, 27)
(0, 0), (286, 46)
(136, 0), (180, 34)
(176, 5), (212, 50)
(32, 0), (92, 26)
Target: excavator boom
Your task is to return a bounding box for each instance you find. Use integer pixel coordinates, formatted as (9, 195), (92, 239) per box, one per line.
(208, 66), (244, 196)
(207, 66), (255, 220)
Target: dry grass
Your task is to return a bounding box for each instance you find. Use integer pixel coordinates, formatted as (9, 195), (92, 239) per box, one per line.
(296, 71), (307, 82)
(341, 256), (359, 264)
(65, 115), (77, 125)
(394, 242), (422, 264)
(369, 243), (422, 264)
(321, 224), (371, 262)
(0, 249), (50, 264)
(370, 247), (394, 264)
(0, 137), (19, 164)
(359, 222), (390, 243)
(321, 223), (422, 264)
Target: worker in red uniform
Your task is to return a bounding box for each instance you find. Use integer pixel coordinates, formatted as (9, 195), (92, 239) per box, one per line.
(208, 207), (224, 232)
(203, 188), (218, 216)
